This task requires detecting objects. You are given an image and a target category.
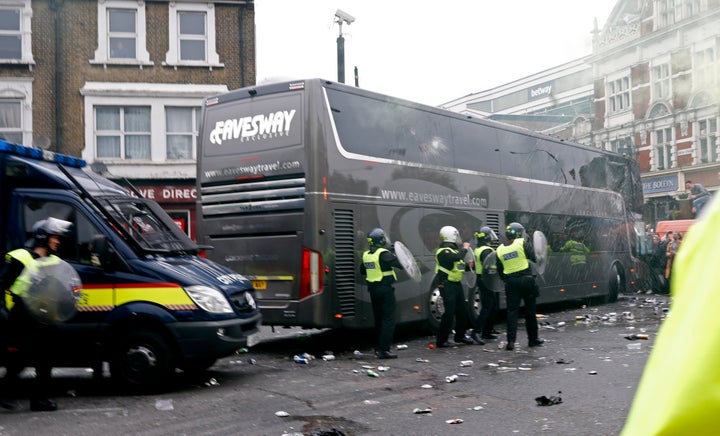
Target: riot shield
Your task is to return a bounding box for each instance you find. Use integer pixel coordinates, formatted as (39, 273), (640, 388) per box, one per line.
(462, 248), (476, 288)
(481, 251), (504, 291)
(394, 241), (422, 283)
(19, 259), (82, 324)
(532, 230), (548, 275)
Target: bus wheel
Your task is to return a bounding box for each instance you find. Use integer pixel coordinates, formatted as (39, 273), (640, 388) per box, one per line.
(110, 329), (175, 391)
(426, 288), (445, 332)
(606, 263), (624, 303)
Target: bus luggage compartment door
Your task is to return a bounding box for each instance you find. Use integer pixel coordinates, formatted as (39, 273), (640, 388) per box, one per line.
(206, 234), (301, 300)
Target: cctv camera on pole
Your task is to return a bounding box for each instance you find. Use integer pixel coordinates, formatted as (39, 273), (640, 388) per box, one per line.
(334, 9), (355, 84)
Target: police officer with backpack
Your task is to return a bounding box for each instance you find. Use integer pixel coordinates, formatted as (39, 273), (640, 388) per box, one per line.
(360, 228), (404, 359)
(0, 217), (72, 412)
(469, 226), (500, 345)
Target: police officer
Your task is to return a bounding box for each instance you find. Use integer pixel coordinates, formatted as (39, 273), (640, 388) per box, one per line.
(496, 222), (544, 351)
(434, 226), (475, 348)
(360, 228), (403, 359)
(469, 226), (500, 345)
(0, 217), (72, 412)
(560, 229), (590, 267)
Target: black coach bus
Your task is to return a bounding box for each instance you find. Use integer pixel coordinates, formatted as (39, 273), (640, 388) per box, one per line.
(196, 78), (646, 329)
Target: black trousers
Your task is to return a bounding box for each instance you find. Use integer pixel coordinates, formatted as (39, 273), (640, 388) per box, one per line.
(473, 281), (499, 336)
(504, 275), (539, 345)
(436, 281), (471, 344)
(1, 303), (55, 400)
(368, 284), (396, 353)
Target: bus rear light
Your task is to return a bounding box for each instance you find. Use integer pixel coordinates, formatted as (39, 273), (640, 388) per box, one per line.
(334, 313), (343, 319)
(413, 305), (420, 311)
(560, 288), (566, 293)
(300, 247), (323, 300)
(630, 268), (636, 274)
(198, 250), (207, 259)
(592, 284), (598, 289)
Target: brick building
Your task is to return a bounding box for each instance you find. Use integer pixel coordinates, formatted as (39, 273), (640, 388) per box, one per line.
(443, 0), (720, 226)
(0, 0), (255, 239)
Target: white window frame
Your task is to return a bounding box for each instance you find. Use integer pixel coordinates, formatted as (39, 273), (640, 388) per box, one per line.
(80, 82), (227, 179)
(165, 106), (199, 160)
(164, 2), (221, 68)
(652, 63), (671, 101)
(0, 77), (32, 144)
(607, 76), (631, 114)
(696, 117), (718, 164)
(94, 105), (152, 160)
(653, 126), (674, 170)
(92, 0), (151, 66)
(694, 46), (716, 90)
(0, 0), (33, 64)
(656, 0), (676, 28)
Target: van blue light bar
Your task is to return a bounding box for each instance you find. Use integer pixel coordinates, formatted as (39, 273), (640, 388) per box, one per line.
(0, 139), (86, 168)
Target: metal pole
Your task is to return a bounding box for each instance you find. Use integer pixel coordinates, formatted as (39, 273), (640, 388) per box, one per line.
(337, 34), (345, 83)
(354, 66), (359, 87)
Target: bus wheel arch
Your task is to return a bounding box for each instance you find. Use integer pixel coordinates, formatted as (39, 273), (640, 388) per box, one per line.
(606, 262), (625, 303)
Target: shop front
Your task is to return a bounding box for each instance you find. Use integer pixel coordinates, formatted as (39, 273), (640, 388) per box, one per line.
(126, 181), (198, 241)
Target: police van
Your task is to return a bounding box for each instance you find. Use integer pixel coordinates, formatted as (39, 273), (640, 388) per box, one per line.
(0, 140), (261, 389)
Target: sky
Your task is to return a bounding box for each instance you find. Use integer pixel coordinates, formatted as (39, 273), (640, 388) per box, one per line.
(254, 0), (619, 106)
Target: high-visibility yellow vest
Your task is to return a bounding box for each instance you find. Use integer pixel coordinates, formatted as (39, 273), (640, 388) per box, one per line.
(561, 240), (589, 266)
(496, 238), (529, 274)
(4, 248), (35, 308)
(474, 245), (493, 275)
(9, 254), (63, 298)
(622, 195), (720, 435)
(362, 248), (396, 283)
(435, 247), (464, 282)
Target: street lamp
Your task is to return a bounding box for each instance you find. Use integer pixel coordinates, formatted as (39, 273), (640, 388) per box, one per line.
(334, 9), (355, 84)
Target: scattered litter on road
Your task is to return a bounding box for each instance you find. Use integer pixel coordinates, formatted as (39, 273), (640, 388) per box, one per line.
(445, 374), (458, 383)
(535, 392), (563, 406)
(205, 378), (219, 387)
(416, 357), (429, 363)
(518, 367), (532, 371)
(363, 400), (380, 405)
(470, 405), (484, 411)
(377, 366), (390, 372)
(236, 347), (249, 353)
(446, 418), (463, 424)
(396, 344), (408, 350)
(275, 410), (290, 417)
(556, 358), (573, 364)
(564, 368), (577, 372)
(588, 371), (598, 375)
(626, 342), (642, 350)
(460, 360), (473, 367)
(366, 369), (379, 377)
(420, 384), (433, 389)
(155, 399), (174, 411)
(625, 334), (649, 340)
(413, 407), (432, 414)
(322, 354), (336, 361)
(247, 358), (257, 365)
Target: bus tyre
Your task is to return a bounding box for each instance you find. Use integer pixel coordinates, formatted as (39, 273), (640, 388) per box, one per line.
(606, 264), (624, 303)
(110, 329), (175, 391)
(426, 287), (444, 333)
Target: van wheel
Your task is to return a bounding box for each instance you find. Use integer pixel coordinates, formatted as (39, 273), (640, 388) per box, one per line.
(606, 263), (624, 303)
(426, 288), (444, 332)
(110, 329), (175, 391)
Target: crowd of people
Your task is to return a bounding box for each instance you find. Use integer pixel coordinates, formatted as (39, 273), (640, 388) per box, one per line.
(360, 222), (544, 357)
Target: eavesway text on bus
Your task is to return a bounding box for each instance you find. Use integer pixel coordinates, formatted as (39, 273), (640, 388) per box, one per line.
(209, 110), (296, 145)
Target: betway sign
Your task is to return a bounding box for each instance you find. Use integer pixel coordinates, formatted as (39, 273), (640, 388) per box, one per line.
(528, 81), (553, 100)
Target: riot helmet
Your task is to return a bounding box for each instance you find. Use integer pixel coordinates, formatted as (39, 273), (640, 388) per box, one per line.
(29, 217), (73, 248)
(505, 222), (525, 240)
(439, 226), (462, 245)
(367, 228), (390, 248)
(475, 226), (498, 244)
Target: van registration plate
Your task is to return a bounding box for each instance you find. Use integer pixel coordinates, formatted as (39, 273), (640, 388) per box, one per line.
(251, 280), (267, 290)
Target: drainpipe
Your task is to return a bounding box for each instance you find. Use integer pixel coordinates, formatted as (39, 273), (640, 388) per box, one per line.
(238, 4), (246, 87)
(50, 0), (63, 153)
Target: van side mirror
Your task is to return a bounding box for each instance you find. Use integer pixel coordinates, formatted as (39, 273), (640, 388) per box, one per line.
(90, 234), (114, 268)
